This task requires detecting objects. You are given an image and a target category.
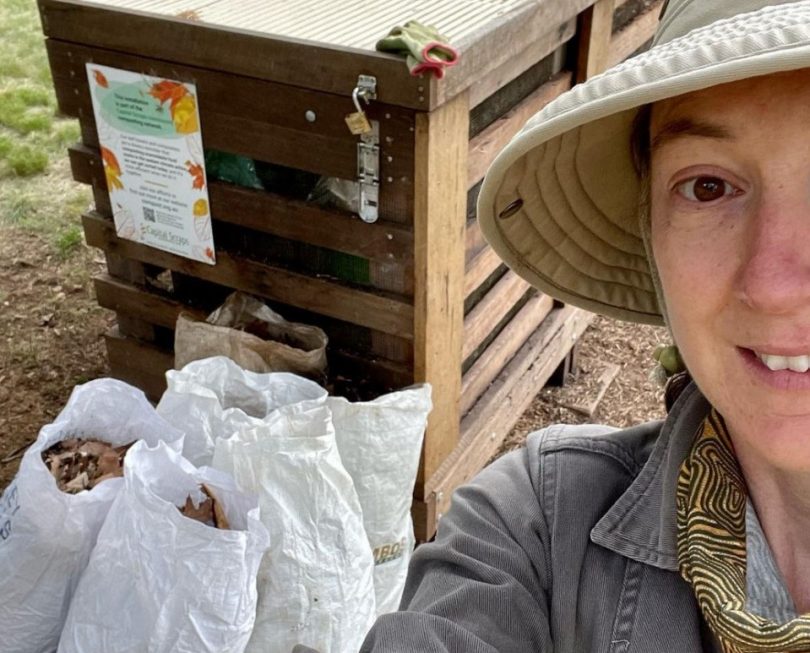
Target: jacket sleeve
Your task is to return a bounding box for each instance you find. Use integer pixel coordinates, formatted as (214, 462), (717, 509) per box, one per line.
(360, 441), (554, 652)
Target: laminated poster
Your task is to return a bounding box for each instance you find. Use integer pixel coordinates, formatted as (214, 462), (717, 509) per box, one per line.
(86, 64), (215, 265)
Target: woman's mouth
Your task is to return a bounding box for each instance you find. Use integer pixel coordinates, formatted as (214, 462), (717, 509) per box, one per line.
(740, 348), (810, 390)
(755, 352), (810, 373)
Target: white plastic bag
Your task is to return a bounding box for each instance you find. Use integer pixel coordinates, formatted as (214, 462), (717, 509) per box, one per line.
(157, 356), (328, 466)
(212, 400), (376, 653)
(58, 441), (270, 653)
(329, 385), (432, 615)
(0, 379), (184, 653)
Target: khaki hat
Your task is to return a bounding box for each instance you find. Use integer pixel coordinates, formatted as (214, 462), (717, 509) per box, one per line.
(478, 0), (810, 325)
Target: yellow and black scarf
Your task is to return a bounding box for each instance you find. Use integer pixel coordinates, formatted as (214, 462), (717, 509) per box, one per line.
(677, 411), (810, 652)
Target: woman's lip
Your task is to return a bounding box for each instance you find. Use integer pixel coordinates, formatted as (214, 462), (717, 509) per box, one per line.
(739, 347), (810, 390)
(748, 346), (810, 357)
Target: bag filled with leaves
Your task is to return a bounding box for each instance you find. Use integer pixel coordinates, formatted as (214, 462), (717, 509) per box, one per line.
(157, 356), (328, 466)
(0, 379), (184, 653)
(174, 292), (328, 382)
(212, 399), (376, 653)
(329, 384), (432, 615)
(58, 441), (269, 653)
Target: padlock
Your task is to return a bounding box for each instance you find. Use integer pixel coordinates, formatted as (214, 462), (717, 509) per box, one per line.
(345, 85), (373, 135)
(345, 110), (372, 135)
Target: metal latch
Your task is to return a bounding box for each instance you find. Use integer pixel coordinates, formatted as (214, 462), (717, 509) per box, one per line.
(353, 75), (380, 224)
(357, 121), (380, 223)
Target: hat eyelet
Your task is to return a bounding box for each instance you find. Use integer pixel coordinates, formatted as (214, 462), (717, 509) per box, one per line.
(498, 198), (523, 220)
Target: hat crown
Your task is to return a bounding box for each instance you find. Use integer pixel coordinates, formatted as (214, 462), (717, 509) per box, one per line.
(655, 0), (801, 45)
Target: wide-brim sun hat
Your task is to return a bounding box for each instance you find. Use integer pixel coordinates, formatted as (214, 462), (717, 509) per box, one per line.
(478, 0), (810, 326)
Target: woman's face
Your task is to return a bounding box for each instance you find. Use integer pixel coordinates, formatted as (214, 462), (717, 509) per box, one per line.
(650, 68), (810, 471)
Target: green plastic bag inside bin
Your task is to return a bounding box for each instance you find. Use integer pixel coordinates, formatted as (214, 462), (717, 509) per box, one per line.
(204, 150), (263, 189)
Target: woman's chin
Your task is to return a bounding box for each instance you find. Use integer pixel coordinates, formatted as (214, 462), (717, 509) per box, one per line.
(723, 409), (810, 473)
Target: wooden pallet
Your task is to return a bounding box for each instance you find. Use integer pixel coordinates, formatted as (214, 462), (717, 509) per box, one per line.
(42, 0), (661, 541)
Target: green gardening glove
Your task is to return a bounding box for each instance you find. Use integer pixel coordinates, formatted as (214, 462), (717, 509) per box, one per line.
(376, 20), (459, 79)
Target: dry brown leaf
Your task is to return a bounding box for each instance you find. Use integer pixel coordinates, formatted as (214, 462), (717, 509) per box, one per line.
(42, 438), (131, 494)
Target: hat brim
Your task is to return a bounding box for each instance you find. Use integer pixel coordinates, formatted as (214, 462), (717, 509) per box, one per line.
(478, 2), (810, 325)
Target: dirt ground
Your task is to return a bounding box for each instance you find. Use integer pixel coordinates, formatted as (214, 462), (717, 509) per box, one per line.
(0, 175), (113, 490)
(501, 314), (667, 456)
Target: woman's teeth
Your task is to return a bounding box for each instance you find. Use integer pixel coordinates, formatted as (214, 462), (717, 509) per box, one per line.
(756, 352), (810, 373)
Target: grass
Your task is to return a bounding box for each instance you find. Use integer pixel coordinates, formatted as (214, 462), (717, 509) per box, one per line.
(55, 224), (83, 258)
(0, 0), (90, 256)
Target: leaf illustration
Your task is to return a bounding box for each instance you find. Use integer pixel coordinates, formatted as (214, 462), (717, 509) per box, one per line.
(148, 80), (188, 109)
(92, 69), (109, 88)
(185, 160), (205, 190)
(100, 146), (124, 191)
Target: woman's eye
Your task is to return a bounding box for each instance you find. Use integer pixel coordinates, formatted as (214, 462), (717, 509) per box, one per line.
(675, 176), (738, 202)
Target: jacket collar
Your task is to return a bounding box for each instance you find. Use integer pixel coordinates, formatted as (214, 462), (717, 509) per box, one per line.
(590, 383), (710, 571)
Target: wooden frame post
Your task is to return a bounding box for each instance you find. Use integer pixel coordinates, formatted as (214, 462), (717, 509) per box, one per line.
(577, 0), (616, 82)
(412, 91), (469, 538)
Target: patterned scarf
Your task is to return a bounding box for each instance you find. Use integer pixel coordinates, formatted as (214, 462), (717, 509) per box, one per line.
(676, 411), (810, 652)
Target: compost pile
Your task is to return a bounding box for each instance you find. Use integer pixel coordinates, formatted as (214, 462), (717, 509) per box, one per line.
(42, 438), (131, 493)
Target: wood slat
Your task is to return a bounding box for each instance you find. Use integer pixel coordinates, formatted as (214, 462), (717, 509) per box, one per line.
(431, 0), (594, 108)
(464, 216), (487, 263)
(424, 306), (594, 528)
(69, 144), (415, 264)
(460, 292), (554, 415)
(467, 72), (572, 189)
(96, 274), (414, 387)
(105, 327), (172, 402)
(83, 212), (415, 338)
(38, 0), (428, 109)
(468, 19), (575, 109)
(47, 40), (415, 184)
(464, 244), (502, 299)
(463, 270), (530, 361)
(607, 0), (664, 67)
(95, 273), (414, 365)
(576, 0), (616, 82)
(94, 275), (206, 329)
(412, 92), (468, 492)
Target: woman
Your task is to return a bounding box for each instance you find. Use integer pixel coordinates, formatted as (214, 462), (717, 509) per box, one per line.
(360, 1), (810, 651)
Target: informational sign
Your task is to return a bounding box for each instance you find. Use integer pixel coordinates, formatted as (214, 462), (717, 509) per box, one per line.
(85, 64), (215, 265)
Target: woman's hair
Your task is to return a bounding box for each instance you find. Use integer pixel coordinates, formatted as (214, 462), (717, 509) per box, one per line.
(630, 104), (652, 181)
(629, 103), (694, 413)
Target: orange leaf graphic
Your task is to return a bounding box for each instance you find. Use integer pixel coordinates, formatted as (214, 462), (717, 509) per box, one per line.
(92, 70), (109, 88)
(100, 146), (123, 191)
(148, 80), (189, 110)
(185, 160), (205, 190)
(100, 146), (121, 175)
(205, 247), (215, 261)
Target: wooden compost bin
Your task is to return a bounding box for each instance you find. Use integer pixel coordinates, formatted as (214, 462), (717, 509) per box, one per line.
(39, 0), (662, 541)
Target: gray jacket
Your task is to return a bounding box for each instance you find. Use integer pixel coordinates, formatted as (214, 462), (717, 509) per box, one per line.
(360, 383), (720, 652)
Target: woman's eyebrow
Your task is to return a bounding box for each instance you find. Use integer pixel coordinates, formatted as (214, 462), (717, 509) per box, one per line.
(650, 118), (733, 154)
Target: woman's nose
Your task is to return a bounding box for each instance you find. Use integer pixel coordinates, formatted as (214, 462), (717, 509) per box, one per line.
(735, 201), (810, 314)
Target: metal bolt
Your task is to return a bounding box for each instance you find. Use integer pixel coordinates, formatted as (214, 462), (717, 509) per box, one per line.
(386, 155), (393, 163)
(437, 491), (444, 503)
(400, 176), (408, 183)
(387, 176), (394, 183)
(305, 110), (316, 122)
(386, 233), (393, 240)
(418, 85), (424, 92)
(385, 112), (391, 119)
(418, 96), (425, 103)
(385, 136), (394, 144)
